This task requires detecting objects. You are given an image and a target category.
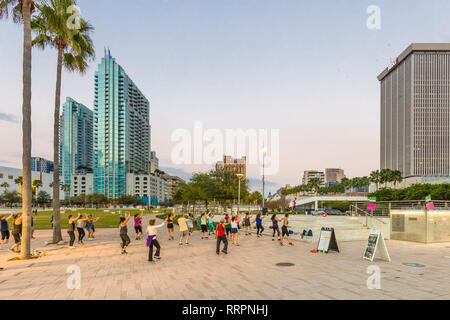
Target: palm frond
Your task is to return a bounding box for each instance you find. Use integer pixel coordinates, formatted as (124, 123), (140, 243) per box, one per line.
(31, 0), (95, 72)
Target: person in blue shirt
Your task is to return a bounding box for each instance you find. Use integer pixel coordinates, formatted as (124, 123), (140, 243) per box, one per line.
(255, 213), (268, 237)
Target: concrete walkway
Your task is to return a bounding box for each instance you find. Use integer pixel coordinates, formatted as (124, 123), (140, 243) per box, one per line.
(0, 215), (449, 300)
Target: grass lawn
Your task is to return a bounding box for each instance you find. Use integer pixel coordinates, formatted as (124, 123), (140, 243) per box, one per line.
(2, 208), (171, 230)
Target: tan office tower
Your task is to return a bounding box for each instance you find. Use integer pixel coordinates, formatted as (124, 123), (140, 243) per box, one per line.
(378, 43), (450, 178)
(325, 168), (345, 184)
(216, 156), (247, 179)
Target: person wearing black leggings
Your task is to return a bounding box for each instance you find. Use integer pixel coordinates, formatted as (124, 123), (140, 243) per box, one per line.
(76, 216), (88, 244)
(255, 213), (267, 237)
(119, 212), (131, 254)
(271, 214), (281, 241)
(68, 214), (81, 249)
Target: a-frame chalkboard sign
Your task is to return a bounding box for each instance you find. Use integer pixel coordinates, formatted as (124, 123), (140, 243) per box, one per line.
(317, 227), (339, 253)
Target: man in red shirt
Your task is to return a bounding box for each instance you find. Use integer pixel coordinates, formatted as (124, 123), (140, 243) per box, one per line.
(216, 218), (230, 255)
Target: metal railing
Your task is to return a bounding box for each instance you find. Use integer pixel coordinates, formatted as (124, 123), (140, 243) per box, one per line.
(350, 200), (450, 227)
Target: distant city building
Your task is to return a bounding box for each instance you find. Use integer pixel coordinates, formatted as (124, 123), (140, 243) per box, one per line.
(216, 156), (247, 179)
(31, 157), (54, 173)
(302, 170), (325, 186)
(378, 43), (450, 181)
(150, 151), (159, 174)
(325, 168), (345, 184)
(93, 51), (151, 198)
(71, 173), (94, 198)
(163, 174), (185, 199)
(126, 173), (169, 205)
(0, 166), (64, 200)
(60, 97), (93, 198)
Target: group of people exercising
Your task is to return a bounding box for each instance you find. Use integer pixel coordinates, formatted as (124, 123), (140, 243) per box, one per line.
(116, 210), (295, 262)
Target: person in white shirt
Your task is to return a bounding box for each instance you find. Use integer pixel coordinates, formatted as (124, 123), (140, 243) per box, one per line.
(147, 219), (165, 262)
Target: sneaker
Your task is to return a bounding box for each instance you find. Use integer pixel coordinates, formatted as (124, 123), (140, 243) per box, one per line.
(123, 251), (128, 254)
(121, 251), (125, 254)
(154, 256), (161, 260)
(179, 243), (183, 247)
(272, 238), (274, 241)
(216, 252), (220, 255)
(289, 243), (294, 246)
(221, 250), (228, 254)
(69, 246), (75, 249)
(280, 242), (284, 246)
(185, 242), (190, 246)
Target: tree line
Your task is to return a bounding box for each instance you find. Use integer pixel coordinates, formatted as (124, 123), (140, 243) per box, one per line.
(173, 168), (263, 210)
(369, 183), (450, 201)
(282, 169), (403, 196)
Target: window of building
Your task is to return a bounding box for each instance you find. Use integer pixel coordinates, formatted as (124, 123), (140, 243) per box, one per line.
(8, 175), (13, 179)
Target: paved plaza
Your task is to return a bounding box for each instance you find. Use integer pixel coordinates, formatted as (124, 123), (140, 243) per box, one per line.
(0, 215), (449, 300)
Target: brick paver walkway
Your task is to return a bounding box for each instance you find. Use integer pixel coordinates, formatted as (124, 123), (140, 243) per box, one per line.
(0, 215), (449, 300)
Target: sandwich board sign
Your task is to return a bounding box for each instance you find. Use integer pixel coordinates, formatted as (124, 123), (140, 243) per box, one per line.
(363, 229), (391, 262)
(317, 227), (339, 253)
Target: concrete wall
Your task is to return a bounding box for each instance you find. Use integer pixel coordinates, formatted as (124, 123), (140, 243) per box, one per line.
(391, 209), (450, 243)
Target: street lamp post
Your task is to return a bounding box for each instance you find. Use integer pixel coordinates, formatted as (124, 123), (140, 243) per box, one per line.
(261, 147), (266, 210)
(236, 173), (243, 214)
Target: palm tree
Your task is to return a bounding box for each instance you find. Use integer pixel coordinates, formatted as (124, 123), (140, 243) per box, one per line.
(0, 182), (9, 193)
(61, 184), (70, 193)
(14, 176), (23, 187)
(360, 176), (370, 192)
(0, 0), (35, 259)
(307, 178), (322, 195)
(32, 179), (42, 198)
(380, 168), (393, 188)
(340, 177), (350, 193)
(32, 0), (94, 243)
(392, 170), (403, 189)
(369, 170), (381, 191)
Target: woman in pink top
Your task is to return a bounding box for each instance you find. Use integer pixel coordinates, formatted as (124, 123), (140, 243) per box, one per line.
(134, 214), (143, 240)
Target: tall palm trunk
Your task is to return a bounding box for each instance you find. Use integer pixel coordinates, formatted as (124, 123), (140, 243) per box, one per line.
(52, 47), (63, 243)
(20, 0), (33, 260)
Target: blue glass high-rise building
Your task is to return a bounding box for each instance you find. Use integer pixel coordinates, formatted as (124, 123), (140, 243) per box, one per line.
(59, 97), (94, 197)
(93, 51), (151, 198)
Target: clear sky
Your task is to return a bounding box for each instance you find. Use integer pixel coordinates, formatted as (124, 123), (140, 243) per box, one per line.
(1, 0), (450, 192)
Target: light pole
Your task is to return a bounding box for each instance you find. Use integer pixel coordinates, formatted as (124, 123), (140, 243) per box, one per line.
(261, 147), (266, 210)
(237, 173), (244, 214)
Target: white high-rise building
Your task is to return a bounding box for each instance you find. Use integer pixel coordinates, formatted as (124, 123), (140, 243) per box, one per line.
(378, 43), (450, 179)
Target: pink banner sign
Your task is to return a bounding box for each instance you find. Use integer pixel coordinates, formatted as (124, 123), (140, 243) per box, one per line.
(426, 201), (435, 211)
(367, 203), (376, 211)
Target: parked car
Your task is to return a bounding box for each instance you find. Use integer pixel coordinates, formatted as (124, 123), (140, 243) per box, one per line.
(311, 209), (326, 216)
(325, 209), (346, 216)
